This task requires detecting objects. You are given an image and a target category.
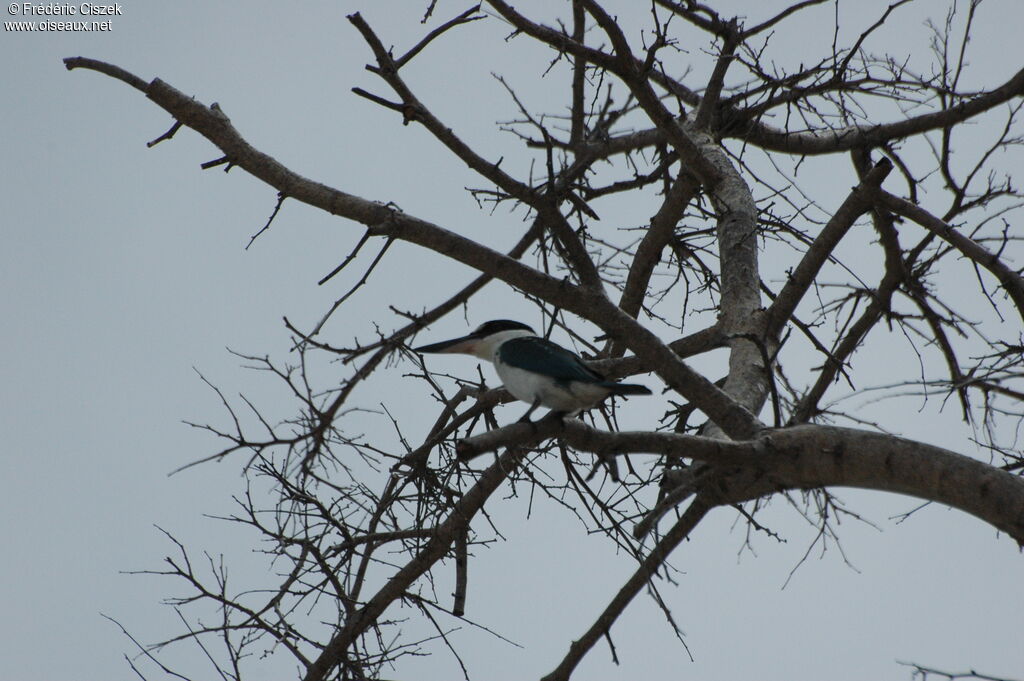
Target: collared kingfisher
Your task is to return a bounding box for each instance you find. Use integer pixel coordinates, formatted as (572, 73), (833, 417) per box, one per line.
(414, 319), (652, 421)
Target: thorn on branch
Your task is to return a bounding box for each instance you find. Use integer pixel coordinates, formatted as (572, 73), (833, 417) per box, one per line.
(310, 237), (395, 337)
(351, 87), (421, 125)
(147, 120), (182, 148)
(567, 192), (600, 220)
(247, 192), (287, 250)
(351, 86), (404, 113)
(586, 449), (621, 482)
(603, 630), (619, 665)
(318, 230), (372, 286)
(897, 660), (1022, 681)
(420, 1), (439, 23)
(453, 528), (468, 617)
(200, 156), (231, 171)
(396, 5), (485, 69)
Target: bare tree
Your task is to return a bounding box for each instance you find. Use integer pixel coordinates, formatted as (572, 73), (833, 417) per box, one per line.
(66, 1), (1023, 680)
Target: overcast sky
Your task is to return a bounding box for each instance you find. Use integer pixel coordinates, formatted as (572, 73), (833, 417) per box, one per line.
(2, 2), (1022, 680)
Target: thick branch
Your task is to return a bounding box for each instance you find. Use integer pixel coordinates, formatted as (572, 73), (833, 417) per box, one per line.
(739, 425), (1024, 544)
(706, 141), (765, 418)
(64, 56), (148, 91)
(460, 420), (1024, 543)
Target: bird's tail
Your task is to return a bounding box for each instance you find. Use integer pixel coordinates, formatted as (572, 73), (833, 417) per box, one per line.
(604, 382), (653, 396)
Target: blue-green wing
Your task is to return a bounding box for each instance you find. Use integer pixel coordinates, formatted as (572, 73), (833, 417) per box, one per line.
(498, 337), (604, 384)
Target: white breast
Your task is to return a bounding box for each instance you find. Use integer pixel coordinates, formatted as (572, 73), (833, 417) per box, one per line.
(493, 360), (611, 412)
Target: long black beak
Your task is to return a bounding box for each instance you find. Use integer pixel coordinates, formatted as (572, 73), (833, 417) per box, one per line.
(414, 332), (481, 354)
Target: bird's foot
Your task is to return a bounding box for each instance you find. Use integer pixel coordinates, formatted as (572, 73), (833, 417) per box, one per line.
(516, 399), (542, 424)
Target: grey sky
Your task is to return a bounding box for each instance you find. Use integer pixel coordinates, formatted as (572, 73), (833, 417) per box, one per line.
(2, 2), (1022, 680)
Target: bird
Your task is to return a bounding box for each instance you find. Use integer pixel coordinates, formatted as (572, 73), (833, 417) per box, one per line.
(414, 319), (652, 422)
